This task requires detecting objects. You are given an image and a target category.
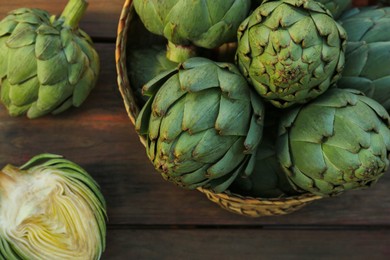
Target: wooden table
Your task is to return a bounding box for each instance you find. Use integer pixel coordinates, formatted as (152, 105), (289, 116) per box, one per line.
(0, 1), (389, 259)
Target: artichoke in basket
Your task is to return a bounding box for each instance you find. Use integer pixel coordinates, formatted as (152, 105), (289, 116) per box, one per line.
(133, 0), (251, 62)
(128, 45), (178, 104)
(252, 0), (352, 18)
(315, 0), (352, 19)
(277, 88), (390, 196)
(136, 57), (265, 193)
(230, 136), (300, 198)
(0, 154), (106, 259)
(338, 7), (390, 110)
(0, 0), (99, 119)
(236, 0), (347, 108)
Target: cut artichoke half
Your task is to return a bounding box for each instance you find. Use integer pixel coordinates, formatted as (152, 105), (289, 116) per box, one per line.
(0, 154), (106, 260)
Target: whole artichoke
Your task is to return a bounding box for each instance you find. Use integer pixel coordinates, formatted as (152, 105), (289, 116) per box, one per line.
(0, 0), (99, 119)
(338, 7), (390, 110)
(133, 0), (251, 62)
(136, 57), (265, 193)
(236, 0), (347, 108)
(315, 0), (352, 19)
(0, 154), (106, 259)
(277, 88), (390, 196)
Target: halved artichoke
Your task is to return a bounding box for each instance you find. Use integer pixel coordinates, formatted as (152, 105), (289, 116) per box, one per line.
(0, 154), (106, 259)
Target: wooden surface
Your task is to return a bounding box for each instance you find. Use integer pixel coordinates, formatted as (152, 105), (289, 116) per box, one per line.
(0, 0), (389, 259)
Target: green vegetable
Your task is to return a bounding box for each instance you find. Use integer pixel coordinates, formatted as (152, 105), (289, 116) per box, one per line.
(128, 46), (178, 104)
(0, 154), (106, 259)
(136, 57), (265, 193)
(231, 137), (299, 198)
(252, 0), (352, 18)
(0, 0), (99, 119)
(338, 7), (390, 110)
(236, 0), (346, 108)
(315, 0), (352, 18)
(277, 88), (390, 196)
(133, 0), (251, 62)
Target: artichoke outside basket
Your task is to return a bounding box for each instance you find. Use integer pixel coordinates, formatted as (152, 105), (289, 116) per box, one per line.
(115, 0), (323, 217)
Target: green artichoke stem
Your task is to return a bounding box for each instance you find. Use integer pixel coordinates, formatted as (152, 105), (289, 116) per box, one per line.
(60, 0), (89, 29)
(166, 41), (197, 63)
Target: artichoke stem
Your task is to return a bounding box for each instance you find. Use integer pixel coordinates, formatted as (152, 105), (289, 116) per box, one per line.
(60, 0), (89, 29)
(166, 41), (197, 63)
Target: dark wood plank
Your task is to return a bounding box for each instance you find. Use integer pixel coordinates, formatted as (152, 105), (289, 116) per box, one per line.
(103, 229), (390, 259)
(1, 44), (390, 226)
(0, 0), (124, 39)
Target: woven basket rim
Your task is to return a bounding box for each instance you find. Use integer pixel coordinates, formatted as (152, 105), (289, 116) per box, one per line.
(116, 0), (137, 125)
(197, 187), (322, 206)
(115, 0), (323, 216)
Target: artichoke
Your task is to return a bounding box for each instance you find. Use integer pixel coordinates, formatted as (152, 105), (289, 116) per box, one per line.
(315, 0), (352, 19)
(0, 154), (106, 259)
(136, 57), (265, 193)
(338, 7), (390, 110)
(133, 0), (251, 62)
(236, 0), (347, 108)
(128, 45), (178, 104)
(251, 0), (264, 9)
(379, 0), (390, 5)
(253, 0), (352, 18)
(277, 88), (390, 196)
(230, 137), (299, 198)
(0, 0), (99, 119)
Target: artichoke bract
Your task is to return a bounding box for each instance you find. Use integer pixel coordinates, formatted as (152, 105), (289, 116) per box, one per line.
(253, 0), (352, 18)
(128, 46), (177, 104)
(277, 88), (390, 196)
(315, 0), (352, 19)
(133, 0), (251, 62)
(338, 7), (390, 110)
(0, 0), (99, 119)
(231, 137), (299, 198)
(136, 57), (265, 193)
(236, 0), (347, 108)
(0, 154), (106, 259)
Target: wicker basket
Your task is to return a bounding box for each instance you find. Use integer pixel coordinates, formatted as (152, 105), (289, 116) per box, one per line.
(115, 0), (324, 217)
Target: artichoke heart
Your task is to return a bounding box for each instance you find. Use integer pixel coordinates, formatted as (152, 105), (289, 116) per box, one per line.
(135, 57), (265, 193)
(0, 154), (106, 260)
(236, 0), (346, 108)
(0, 0), (99, 118)
(276, 88), (390, 196)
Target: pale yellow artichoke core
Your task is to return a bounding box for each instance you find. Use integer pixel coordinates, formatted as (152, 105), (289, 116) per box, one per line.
(0, 165), (103, 260)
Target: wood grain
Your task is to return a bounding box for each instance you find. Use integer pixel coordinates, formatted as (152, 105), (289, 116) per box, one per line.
(103, 229), (390, 259)
(1, 1), (389, 259)
(0, 0), (124, 39)
(1, 44), (390, 226)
